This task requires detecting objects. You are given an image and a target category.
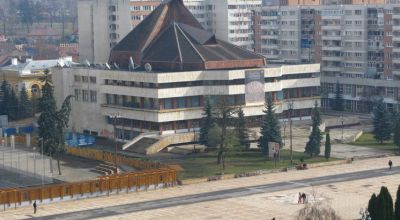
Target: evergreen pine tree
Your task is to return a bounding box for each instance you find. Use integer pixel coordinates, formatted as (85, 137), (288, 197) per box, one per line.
(373, 100), (392, 144)
(368, 193), (378, 220)
(391, 111), (400, 131)
(38, 80), (58, 156)
(0, 80), (8, 115)
(18, 86), (32, 119)
(38, 74), (73, 175)
(258, 95), (282, 156)
(376, 186), (394, 220)
(305, 101), (322, 157)
(394, 120), (400, 154)
(236, 107), (250, 150)
(199, 98), (214, 147)
(324, 132), (331, 160)
(395, 185), (400, 220)
(333, 81), (344, 111)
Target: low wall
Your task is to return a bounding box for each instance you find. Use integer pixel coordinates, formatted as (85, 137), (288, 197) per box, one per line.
(180, 159), (350, 185)
(66, 147), (166, 170)
(324, 116), (360, 128)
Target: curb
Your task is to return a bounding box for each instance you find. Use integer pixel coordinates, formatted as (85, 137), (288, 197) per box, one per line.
(179, 159), (350, 185)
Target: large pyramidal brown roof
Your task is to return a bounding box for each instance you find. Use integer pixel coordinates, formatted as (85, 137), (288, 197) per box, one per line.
(109, 0), (266, 71)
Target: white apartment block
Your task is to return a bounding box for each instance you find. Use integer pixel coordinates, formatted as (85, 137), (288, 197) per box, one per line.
(259, 6), (316, 64)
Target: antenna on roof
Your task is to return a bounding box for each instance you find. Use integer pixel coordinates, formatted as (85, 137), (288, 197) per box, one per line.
(129, 57), (135, 71)
(113, 62), (120, 70)
(105, 63), (111, 70)
(144, 63), (152, 72)
(85, 59), (91, 67)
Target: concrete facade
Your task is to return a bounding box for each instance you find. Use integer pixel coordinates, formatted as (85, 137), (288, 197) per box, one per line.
(78, 0), (131, 64)
(53, 64), (320, 140)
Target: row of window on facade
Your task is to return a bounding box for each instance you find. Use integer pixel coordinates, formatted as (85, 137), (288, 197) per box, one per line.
(103, 73), (316, 89)
(104, 87), (319, 110)
(322, 83), (400, 99)
(74, 75), (96, 84)
(109, 108), (313, 140)
(74, 89), (97, 103)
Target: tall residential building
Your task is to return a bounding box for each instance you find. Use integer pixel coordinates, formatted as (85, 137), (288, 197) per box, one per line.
(258, 4), (400, 112)
(129, 0), (161, 28)
(78, 0), (131, 64)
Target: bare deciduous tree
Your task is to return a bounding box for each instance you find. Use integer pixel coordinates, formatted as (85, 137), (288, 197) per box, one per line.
(297, 189), (342, 220)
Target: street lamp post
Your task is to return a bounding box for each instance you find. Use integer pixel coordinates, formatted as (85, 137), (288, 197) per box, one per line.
(288, 101), (294, 165)
(282, 120), (287, 148)
(193, 129), (196, 153)
(38, 138), (44, 186)
(1, 140), (4, 169)
(340, 115), (344, 143)
(109, 113), (121, 174)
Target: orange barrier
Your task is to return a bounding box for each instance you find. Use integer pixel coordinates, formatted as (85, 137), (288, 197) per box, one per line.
(0, 136), (38, 146)
(66, 147), (165, 170)
(0, 168), (177, 206)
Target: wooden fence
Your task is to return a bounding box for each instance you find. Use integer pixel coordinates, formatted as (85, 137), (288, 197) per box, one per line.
(66, 147), (165, 170)
(0, 168), (177, 207)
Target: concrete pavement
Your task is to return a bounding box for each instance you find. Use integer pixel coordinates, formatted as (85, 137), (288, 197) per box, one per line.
(2, 156), (400, 220)
(30, 167), (400, 220)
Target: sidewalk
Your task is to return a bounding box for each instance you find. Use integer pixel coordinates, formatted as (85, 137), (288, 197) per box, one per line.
(2, 156), (400, 220)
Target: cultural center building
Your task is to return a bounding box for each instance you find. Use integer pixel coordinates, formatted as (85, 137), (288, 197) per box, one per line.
(53, 0), (320, 143)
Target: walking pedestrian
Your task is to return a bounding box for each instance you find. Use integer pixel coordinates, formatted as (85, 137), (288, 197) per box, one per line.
(302, 193), (307, 204)
(33, 201), (37, 214)
(298, 192), (302, 204)
(389, 160), (393, 169)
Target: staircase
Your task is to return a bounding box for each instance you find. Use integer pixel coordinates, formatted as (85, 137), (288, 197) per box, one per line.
(122, 132), (159, 150)
(123, 132), (198, 155)
(146, 133), (196, 155)
(125, 137), (160, 154)
(92, 162), (117, 176)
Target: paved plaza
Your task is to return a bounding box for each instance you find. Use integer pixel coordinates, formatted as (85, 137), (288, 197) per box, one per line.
(2, 156), (400, 220)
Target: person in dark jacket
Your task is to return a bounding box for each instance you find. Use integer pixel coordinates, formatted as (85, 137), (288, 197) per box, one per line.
(33, 201), (37, 214)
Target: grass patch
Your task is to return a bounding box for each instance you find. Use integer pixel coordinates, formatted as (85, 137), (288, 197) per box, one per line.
(161, 150), (336, 179)
(350, 133), (399, 151)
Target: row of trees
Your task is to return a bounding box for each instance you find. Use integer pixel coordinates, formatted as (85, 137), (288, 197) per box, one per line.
(367, 185), (400, 220)
(0, 80), (37, 120)
(199, 95), (326, 170)
(199, 97), (248, 170)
